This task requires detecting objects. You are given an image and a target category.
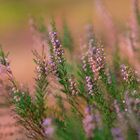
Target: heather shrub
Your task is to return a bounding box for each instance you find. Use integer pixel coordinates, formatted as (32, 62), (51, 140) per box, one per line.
(0, 1), (140, 140)
(0, 21), (139, 140)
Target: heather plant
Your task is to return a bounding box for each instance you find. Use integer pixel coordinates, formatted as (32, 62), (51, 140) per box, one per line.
(95, 0), (140, 70)
(0, 1), (140, 140)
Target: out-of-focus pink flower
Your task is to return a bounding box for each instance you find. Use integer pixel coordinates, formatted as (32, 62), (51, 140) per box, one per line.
(127, 0), (139, 50)
(0, 64), (7, 74)
(43, 118), (52, 126)
(49, 31), (64, 64)
(95, 0), (117, 48)
(120, 64), (129, 82)
(44, 127), (54, 137)
(87, 45), (105, 80)
(83, 114), (93, 125)
(85, 76), (94, 95)
(68, 77), (78, 95)
(83, 106), (95, 138)
(111, 127), (124, 140)
(0, 64), (5, 74)
(124, 91), (140, 139)
(119, 34), (134, 60)
(42, 118), (55, 138)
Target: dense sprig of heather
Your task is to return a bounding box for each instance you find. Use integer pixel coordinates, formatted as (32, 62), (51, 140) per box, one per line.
(0, 24), (140, 140)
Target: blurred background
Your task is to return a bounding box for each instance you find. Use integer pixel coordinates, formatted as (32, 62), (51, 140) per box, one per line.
(0, 0), (138, 86)
(0, 1), (140, 139)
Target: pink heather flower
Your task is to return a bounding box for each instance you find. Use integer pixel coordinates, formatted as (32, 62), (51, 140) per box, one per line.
(44, 127), (54, 137)
(120, 64), (129, 82)
(42, 118), (55, 138)
(87, 45), (105, 80)
(0, 64), (7, 74)
(119, 34), (135, 59)
(49, 31), (64, 64)
(69, 77), (78, 95)
(83, 107), (95, 138)
(86, 76), (94, 95)
(34, 52), (50, 80)
(84, 106), (91, 114)
(48, 59), (57, 74)
(81, 55), (88, 72)
(83, 114), (93, 125)
(43, 118), (52, 126)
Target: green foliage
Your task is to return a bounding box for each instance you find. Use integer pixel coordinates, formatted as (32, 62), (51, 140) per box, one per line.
(62, 20), (74, 52)
(33, 49), (48, 122)
(0, 47), (9, 65)
(55, 113), (86, 140)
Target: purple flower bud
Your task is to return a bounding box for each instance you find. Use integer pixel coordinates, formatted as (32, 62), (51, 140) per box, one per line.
(49, 31), (64, 65)
(43, 118), (52, 126)
(83, 106), (102, 138)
